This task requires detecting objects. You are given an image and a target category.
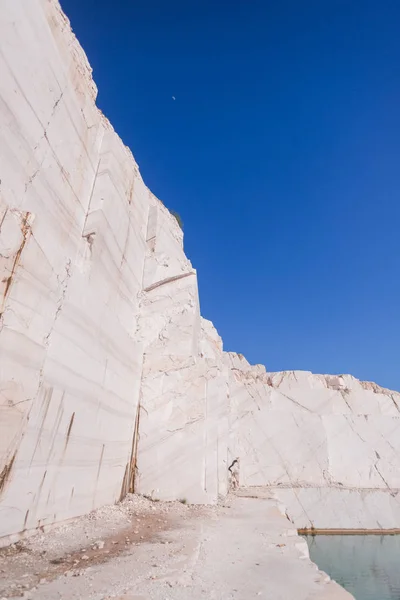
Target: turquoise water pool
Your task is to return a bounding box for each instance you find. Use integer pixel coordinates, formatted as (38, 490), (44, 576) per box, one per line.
(304, 534), (400, 600)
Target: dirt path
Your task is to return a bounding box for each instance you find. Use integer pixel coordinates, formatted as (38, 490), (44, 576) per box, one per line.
(0, 493), (353, 600)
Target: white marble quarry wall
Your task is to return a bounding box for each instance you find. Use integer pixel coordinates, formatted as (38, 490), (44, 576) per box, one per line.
(0, 0), (152, 541)
(226, 357), (329, 487)
(269, 487), (400, 530)
(2, 0), (400, 543)
(0, 0), (230, 541)
(136, 199), (229, 502)
(230, 369), (400, 493)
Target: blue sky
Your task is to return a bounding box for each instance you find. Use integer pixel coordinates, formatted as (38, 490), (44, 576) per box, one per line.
(61, 0), (400, 390)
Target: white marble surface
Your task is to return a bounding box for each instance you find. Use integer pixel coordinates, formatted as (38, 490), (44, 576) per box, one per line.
(0, 0), (147, 540)
(1, 0), (400, 543)
(269, 487), (400, 530)
(230, 369), (400, 493)
(0, 0), (229, 541)
(136, 212), (229, 502)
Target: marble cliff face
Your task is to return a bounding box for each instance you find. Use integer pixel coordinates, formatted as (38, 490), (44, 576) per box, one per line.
(1, 0), (399, 542)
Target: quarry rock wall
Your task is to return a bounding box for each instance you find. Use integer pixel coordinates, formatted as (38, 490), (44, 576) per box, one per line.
(1, 0), (399, 541)
(230, 367), (400, 490)
(229, 366), (400, 529)
(0, 0), (227, 541)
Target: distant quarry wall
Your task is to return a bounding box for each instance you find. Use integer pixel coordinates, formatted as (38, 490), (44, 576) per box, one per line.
(228, 367), (400, 530)
(1, 0), (400, 543)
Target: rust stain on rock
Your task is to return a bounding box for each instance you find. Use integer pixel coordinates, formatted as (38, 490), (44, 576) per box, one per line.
(38, 470), (47, 495)
(119, 403), (141, 502)
(119, 464), (129, 503)
(0, 211), (33, 316)
(30, 386), (54, 467)
(23, 510), (29, 530)
(66, 412), (75, 442)
(0, 451), (17, 495)
(62, 411), (76, 459)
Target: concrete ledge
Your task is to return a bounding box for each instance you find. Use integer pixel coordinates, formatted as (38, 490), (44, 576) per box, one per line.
(299, 528), (400, 535)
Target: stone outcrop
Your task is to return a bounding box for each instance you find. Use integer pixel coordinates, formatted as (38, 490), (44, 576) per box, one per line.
(0, 0), (229, 542)
(231, 369), (400, 489)
(136, 199), (229, 503)
(229, 367), (400, 530)
(1, 0), (399, 542)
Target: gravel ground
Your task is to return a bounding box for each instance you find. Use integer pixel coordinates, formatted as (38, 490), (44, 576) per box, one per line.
(0, 492), (353, 600)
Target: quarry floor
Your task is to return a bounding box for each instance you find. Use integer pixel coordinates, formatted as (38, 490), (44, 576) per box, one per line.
(0, 491), (353, 600)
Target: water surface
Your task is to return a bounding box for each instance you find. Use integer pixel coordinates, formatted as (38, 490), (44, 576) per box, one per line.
(304, 534), (400, 600)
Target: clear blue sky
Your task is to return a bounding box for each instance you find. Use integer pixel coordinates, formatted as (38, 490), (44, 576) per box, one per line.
(61, 0), (400, 391)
